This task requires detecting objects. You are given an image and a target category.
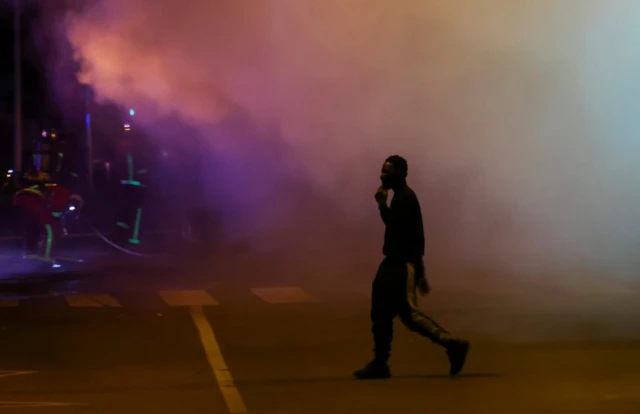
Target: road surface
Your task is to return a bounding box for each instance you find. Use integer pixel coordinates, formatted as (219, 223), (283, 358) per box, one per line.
(0, 251), (638, 413)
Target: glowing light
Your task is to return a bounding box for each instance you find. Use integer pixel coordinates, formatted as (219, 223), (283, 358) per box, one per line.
(124, 123), (131, 131)
(7, 170), (13, 173)
(41, 130), (47, 138)
(69, 206), (76, 211)
(129, 108), (135, 116)
(52, 264), (62, 268)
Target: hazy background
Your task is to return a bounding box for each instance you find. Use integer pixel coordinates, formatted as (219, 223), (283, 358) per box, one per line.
(41, 1), (640, 284)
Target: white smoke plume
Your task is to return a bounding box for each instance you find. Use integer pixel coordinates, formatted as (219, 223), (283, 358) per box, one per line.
(47, 0), (640, 281)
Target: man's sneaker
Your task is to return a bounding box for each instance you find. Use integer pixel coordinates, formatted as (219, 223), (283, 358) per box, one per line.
(447, 339), (470, 377)
(353, 361), (391, 380)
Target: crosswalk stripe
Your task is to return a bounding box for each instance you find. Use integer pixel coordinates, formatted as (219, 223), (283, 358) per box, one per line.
(157, 290), (219, 307)
(65, 296), (100, 307)
(91, 295), (122, 307)
(65, 295), (121, 307)
(0, 300), (19, 307)
(250, 287), (316, 304)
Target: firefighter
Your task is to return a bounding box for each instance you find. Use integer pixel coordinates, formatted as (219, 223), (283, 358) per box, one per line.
(112, 138), (148, 245)
(13, 182), (82, 261)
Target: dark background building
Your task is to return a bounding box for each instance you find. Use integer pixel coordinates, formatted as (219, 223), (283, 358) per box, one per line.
(0, 0), (85, 174)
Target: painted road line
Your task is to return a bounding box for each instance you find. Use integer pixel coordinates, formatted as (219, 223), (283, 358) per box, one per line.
(0, 300), (18, 307)
(158, 290), (219, 307)
(190, 305), (247, 413)
(65, 295), (121, 307)
(91, 295), (122, 307)
(250, 287), (316, 304)
(0, 371), (37, 378)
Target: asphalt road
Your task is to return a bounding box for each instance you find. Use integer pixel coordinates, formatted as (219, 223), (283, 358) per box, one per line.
(0, 249), (638, 413)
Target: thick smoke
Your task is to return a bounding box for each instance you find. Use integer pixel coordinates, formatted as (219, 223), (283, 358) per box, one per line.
(52, 1), (640, 279)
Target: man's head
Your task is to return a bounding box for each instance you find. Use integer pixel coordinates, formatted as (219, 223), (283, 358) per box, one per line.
(380, 155), (408, 190)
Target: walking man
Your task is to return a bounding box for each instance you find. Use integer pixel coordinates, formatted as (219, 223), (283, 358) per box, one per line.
(354, 155), (470, 379)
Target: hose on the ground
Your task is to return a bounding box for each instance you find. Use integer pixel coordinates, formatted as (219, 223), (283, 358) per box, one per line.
(81, 213), (158, 258)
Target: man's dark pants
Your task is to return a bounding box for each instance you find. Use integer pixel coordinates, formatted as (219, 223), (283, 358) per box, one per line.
(371, 257), (453, 363)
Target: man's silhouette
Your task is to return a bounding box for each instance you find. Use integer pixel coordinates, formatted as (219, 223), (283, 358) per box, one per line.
(354, 155), (470, 379)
